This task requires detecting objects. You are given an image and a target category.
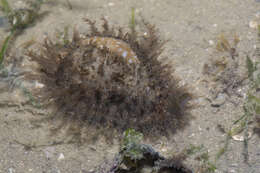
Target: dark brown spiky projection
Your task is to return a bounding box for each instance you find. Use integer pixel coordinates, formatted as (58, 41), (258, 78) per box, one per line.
(26, 18), (192, 141)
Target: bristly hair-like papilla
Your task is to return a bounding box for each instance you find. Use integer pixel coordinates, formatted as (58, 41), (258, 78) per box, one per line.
(26, 17), (192, 142)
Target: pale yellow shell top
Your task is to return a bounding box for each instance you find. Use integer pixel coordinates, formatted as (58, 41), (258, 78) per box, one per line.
(81, 36), (140, 65)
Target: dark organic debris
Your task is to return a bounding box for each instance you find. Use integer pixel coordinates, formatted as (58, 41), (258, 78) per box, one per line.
(0, 0), (48, 65)
(25, 18), (192, 141)
(91, 129), (192, 173)
(203, 33), (246, 105)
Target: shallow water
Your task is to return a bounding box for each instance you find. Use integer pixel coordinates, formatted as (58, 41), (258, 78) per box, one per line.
(0, 0), (260, 172)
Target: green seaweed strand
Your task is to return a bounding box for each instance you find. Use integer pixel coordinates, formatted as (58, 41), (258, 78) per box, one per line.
(0, 31), (13, 65)
(130, 7), (136, 32)
(0, 0), (12, 15)
(0, 0), (12, 65)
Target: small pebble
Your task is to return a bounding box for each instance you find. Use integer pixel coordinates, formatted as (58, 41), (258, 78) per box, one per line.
(35, 81), (45, 88)
(255, 11), (260, 17)
(211, 93), (226, 107)
(161, 147), (167, 152)
(249, 20), (258, 29)
(188, 133), (195, 138)
(108, 2), (114, 6)
(140, 166), (153, 173)
(44, 147), (55, 159)
(230, 169), (236, 173)
(209, 40), (214, 45)
(8, 168), (15, 173)
(57, 153), (65, 161)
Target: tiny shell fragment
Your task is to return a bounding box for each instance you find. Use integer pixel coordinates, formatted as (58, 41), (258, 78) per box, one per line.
(232, 131), (253, 141)
(57, 153), (65, 161)
(249, 20), (258, 29)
